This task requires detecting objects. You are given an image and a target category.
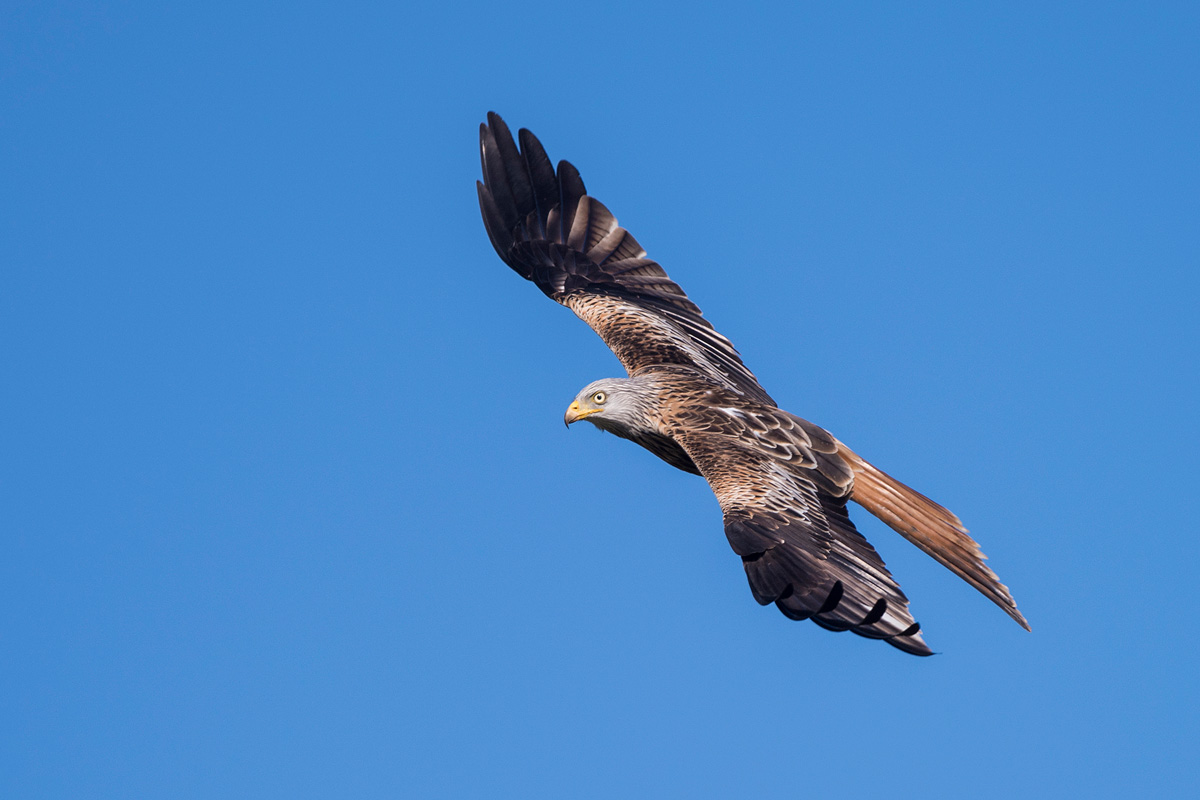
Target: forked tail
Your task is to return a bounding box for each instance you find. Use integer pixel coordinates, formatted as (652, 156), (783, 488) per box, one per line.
(841, 444), (1031, 631)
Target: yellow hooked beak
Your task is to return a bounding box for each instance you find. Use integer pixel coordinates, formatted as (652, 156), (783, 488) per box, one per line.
(564, 400), (602, 427)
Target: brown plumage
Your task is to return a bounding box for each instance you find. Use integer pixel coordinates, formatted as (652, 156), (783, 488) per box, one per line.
(477, 112), (1029, 656)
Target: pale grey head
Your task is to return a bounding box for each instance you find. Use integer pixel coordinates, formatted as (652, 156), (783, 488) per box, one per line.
(562, 376), (701, 475)
(562, 377), (660, 436)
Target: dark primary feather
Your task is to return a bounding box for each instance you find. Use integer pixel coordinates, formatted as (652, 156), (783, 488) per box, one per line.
(477, 112), (774, 405)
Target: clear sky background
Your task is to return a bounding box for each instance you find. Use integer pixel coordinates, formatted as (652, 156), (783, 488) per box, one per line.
(3, 2), (1198, 798)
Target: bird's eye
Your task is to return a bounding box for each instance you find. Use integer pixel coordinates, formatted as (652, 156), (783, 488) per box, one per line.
(593, 392), (606, 404)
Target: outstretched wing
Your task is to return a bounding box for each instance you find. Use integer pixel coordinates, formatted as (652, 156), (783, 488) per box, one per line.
(676, 392), (1030, 632)
(477, 112), (774, 406)
(672, 427), (934, 656)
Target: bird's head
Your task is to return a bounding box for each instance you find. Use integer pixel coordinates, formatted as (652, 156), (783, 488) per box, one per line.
(564, 378), (652, 431)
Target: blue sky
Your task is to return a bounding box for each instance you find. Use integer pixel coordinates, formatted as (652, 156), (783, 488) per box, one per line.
(3, 1), (1198, 797)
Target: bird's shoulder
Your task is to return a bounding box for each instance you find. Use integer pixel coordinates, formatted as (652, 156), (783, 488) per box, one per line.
(654, 382), (854, 499)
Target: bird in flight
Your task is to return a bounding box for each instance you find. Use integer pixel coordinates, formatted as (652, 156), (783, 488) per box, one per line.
(477, 112), (1029, 655)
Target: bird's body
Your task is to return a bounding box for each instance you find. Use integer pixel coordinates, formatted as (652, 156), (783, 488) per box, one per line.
(478, 112), (1028, 656)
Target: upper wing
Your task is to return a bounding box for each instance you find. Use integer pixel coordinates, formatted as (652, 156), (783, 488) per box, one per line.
(672, 427), (933, 656)
(477, 112), (774, 405)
